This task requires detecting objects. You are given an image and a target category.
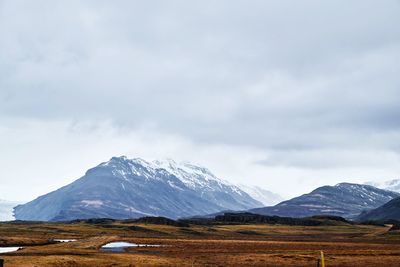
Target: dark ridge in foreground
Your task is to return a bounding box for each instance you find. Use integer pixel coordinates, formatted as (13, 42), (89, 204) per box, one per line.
(68, 218), (117, 224)
(179, 212), (352, 226)
(5, 214), (400, 233)
(128, 216), (189, 227)
(65, 216), (189, 227)
(2, 214), (353, 227)
(213, 212), (351, 226)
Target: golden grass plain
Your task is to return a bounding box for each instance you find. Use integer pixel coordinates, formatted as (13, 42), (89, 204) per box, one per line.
(1, 221), (400, 266)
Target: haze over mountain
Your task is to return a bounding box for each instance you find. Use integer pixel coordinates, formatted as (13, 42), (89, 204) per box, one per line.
(237, 184), (284, 206)
(0, 199), (19, 221)
(250, 183), (399, 219)
(14, 156), (262, 221)
(366, 179), (400, 193)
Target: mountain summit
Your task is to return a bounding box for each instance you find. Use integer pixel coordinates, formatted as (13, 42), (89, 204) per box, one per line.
(250, 183), (399, 219)
(14, 156), (262, 221)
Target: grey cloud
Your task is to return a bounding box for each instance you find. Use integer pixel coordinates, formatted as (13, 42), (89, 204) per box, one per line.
(0, 0), (400, 170)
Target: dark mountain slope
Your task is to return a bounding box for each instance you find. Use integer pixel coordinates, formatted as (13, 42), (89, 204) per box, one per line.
(250, 183), (399, 219)
(357, 197), (400, 221)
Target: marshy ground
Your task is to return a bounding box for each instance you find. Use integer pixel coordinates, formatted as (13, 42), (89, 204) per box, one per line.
(1, 220), (400, 266)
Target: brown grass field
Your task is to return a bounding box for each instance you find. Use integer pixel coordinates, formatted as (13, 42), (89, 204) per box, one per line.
(1, 220), (400, 266)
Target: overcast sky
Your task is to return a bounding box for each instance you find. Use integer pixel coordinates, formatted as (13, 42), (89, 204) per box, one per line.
(1, 0), (400, 201)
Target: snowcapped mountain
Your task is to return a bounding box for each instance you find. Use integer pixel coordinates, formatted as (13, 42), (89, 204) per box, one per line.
(14, 156), (262, 221)
(237, 184), (284, 206)
(152, 159), (260, 210)
(250, 183), (400, 219)
(366, 179), (400, 193)
(0, 199), (19, 221)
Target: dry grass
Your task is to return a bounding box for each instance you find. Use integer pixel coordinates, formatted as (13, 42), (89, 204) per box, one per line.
(1, 221), (400, 266)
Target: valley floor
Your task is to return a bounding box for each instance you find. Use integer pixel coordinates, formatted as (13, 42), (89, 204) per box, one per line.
(1, 221), (400, 266)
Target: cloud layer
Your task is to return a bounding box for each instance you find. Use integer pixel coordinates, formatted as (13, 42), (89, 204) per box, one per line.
(1, 1), (400, 200)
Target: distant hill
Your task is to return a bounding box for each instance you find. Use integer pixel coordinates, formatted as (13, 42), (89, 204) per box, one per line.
(357, 197), (400, 221)
(249, 183), (399, 219)
(237, 184), (284, 206)
(14, 156), (261, 221)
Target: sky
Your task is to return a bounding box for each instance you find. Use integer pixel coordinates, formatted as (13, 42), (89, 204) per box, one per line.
(1, 0), (400, 201)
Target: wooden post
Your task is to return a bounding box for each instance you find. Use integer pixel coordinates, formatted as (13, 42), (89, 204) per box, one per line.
(320, 251), (325, 267)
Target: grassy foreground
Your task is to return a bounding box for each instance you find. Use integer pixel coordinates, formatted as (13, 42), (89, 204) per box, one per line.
(1, 220), (400, 266)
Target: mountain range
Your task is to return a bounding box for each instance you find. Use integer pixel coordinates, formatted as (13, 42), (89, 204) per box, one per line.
(250, 183), (400, 219)
(14, 156), (262, 221)
(12, 156), (400, 222)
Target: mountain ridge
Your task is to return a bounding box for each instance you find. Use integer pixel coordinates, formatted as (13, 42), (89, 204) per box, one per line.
(249, 182), (399, 219)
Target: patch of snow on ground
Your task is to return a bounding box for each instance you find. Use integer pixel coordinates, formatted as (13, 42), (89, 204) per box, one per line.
(81, 200), (103, 207)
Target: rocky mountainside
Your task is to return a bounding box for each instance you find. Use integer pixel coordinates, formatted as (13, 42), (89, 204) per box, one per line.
(14, 156), (262, 221)
(357, 197), (400, 221)
(237, 184), (284, 206)
(249, 183), (399, 219)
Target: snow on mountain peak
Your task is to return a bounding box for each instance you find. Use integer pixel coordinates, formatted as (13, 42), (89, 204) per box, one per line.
(14, 156), (262, 221)
(101, 156), (236, 192)
(152, 158), (227, 190)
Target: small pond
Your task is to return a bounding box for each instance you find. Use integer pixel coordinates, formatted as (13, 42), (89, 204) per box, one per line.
(53, 239), (77, 243)
(0, 247), (22, 253)
(101, 242), (162, 252)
